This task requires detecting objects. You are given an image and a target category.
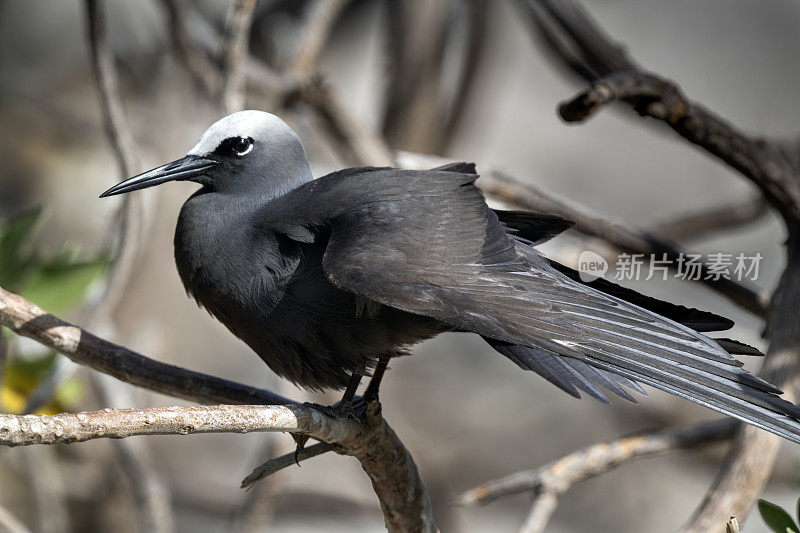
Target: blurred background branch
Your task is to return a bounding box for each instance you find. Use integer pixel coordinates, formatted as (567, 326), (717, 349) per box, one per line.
(1, 0), (798, 531)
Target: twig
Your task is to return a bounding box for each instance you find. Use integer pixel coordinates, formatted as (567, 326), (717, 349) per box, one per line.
(296, 82), (394, 166)
(221, 0), (258, 113)
(0, 286), (292, 406)
(241, 442), (335, 489)
(94, 372), (174, 533)
(161, 0), (222, 97)
(231, 383), (311, 532)
(440, 0), (490, 152)
(455, 419), (736, 508)
(288, 0), (352, 81)
(0, 334), (7, 398)
(651, 196), (769, 242)
(21, 446), (68, 533)
(518, 492), (558, 533)
(395, 152), (769, 317)
(231, 435), (292, 532)
(381, 0), (453, 151)
(0, 504), (31, 533)
(558, 72), (800, 222)
(84, 0), (142, 321)
(515, 0), (634, 81)
(481, 169), (769, 317)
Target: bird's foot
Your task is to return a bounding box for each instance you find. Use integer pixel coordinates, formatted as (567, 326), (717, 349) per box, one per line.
(303, 397), (369, 422)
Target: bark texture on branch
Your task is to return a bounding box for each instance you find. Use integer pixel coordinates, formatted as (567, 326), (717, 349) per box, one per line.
(558, 71), (800, 222)
(0, 286), (292, 406)
(0, 404), (361, 447)
(0, 285), (436, 532)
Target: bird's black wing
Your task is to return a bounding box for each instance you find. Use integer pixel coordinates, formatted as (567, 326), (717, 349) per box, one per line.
(259, 166), (800, 444)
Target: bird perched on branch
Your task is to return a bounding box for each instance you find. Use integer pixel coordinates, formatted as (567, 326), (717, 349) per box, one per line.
(101, 110), (800, 444)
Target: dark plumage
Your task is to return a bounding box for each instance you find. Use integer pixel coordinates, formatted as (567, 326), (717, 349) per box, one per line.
(101, 110), (800, 445)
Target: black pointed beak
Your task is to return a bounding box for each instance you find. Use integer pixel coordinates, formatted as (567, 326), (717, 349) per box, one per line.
(99, 155), (218, 198)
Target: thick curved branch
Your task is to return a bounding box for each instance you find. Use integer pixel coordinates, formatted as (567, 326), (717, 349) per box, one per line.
(558, 71), (800, 222)
(0, 286), (292, 406)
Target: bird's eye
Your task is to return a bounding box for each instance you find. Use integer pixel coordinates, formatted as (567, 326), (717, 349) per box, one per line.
(228, 136), (254, 157)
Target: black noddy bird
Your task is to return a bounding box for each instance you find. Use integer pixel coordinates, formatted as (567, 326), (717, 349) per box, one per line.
(101, 110), (800, 444)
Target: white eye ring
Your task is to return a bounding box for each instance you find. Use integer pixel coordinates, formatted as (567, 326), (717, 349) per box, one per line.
(236, 142), (254, 156)
(230, 137), (254, 156)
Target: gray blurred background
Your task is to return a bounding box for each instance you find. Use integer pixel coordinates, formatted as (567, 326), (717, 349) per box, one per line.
(1, 0), (798, 531)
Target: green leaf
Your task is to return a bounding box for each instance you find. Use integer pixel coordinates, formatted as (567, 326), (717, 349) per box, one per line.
(0, 207), (44, 287)
(4, 352), (57, 390)
(758, 499), (800, 533)
(20, 259), (107, 316)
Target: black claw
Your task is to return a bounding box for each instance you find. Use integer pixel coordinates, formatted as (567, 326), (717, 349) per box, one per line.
(291, 434), (309, 466)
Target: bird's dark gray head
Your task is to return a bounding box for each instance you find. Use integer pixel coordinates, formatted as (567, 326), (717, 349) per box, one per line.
(100, 110), (313, 198)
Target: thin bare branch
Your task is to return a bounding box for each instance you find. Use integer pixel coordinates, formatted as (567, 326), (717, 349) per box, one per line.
(221, 0), (259, 113)
(481, 169), (769, 317)
(514, 0), (634, 81)
(231, 384), (309, 531)
(241, 442), (334, 489)
(0, 285), (292, 406)
(440, 0), (490, 152)
(22, 447), (68, 533)
(289, 0), (352, 81)
(84, 0), (142, 320)
(94, 373), (174, 533)
(296, 82), (394, 166)
(231, 436), (293, 532)
(161, 0), (222, 97)
(394, 151), (768, 317)
(85, 0), (138, 178)
(518, 491), (558, 533)
(558, 72), (800, 222)
(381, 0), (453, 151)
(0, 404), (362, 447)
(651, 196), (769, 243)
(0, 504), (31, 533)
(455, 419), (736, 508)
(520, 0), (800, 224)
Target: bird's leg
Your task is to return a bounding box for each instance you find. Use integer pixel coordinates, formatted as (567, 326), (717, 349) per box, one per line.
(363, 355), (390, 399)
(339, 362), (365, 406)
